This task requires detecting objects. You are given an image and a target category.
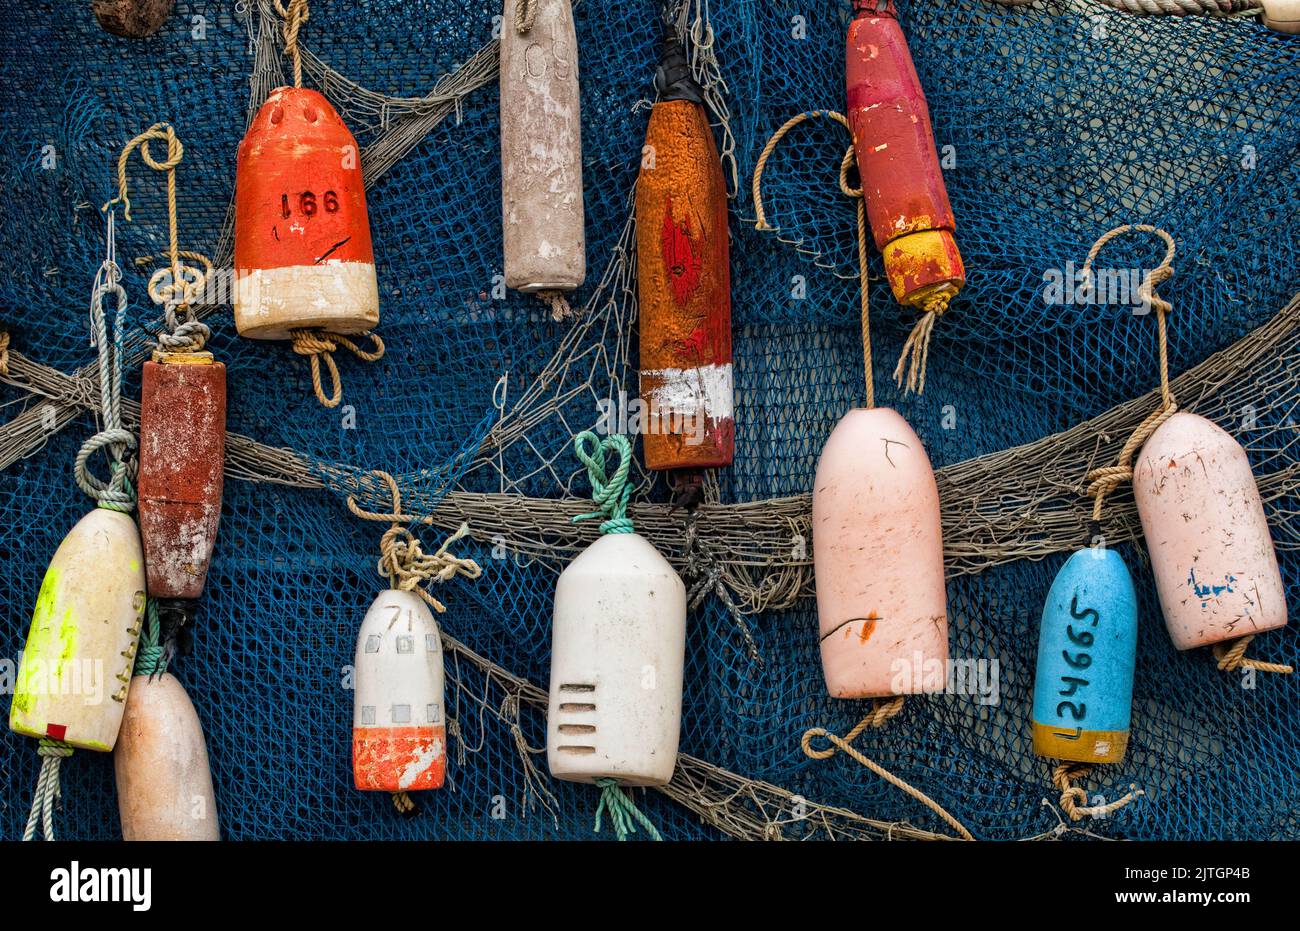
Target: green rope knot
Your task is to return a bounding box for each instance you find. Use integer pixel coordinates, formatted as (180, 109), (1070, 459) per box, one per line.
(24, 739), (73, 841)
(571, 432), (635, 535)
(593, 778), (663, 841)
(133, 598), (167, 678)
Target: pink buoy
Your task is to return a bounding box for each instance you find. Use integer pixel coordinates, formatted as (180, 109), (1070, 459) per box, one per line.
(813, 407), (948, 698)
(1134, 411), (1287, 650)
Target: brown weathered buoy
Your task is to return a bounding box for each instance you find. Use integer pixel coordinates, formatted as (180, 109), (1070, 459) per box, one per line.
(114, 672), (220, 840)
(635, 29), (733, 475)
(92, 0), (175, 38)
(137, 350), (226, 652)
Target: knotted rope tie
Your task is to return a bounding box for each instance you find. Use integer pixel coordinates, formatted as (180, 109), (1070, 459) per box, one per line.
(801, 697), (975, 840)
(571, 432), (635, 534)
(290, 328), (385, 408)
(346, 470), (481, 612)
(274, 0), (310, 88)
(684, 509), (763, 666)
(1081, 225), (1179, 524)
(893, 290), (950, 396)
(75, 210), (138, 513)
(538, 290), (576, 322)
(1213, 635), (1294, 675)
(1051, 763), (1144, 823)
(103, 123), (213, 354)
(594, 779), (663, 841)
(754, 111), (874, 408)
(23, 739), (74, 841)
(133, 598), (168, 679)
(0, 328), (9, 377)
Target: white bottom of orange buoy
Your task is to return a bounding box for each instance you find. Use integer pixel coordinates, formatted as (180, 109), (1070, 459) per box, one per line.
(114, 673), (220, 840)
(235, 262), (379, 341)
(813, 407), (949, 699)
(547, 533), (686, 787)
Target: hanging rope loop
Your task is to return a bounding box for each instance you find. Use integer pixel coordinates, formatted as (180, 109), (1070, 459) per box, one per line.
(594, 778), (663, 841)
(752, 110), (874, 407)
(346, 470), (481, 612)
(571, 431), (635, 534)
(75, 210), (138, 513)
(801, 697), (975, 840)
(103, 123), (213, 353)
(1081, 224), (1179, 524)
(274, 0), (310, 88)
(22, 738), (74, 842)
(290, 328), (386, 408)
(1213, 635), (1294, 675)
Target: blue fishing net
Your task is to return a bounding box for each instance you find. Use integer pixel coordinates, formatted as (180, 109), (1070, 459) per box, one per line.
(0, 0), (1297, 840)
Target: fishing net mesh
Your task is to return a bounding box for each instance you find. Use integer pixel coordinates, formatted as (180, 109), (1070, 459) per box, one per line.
(0, 0), (1297, 840)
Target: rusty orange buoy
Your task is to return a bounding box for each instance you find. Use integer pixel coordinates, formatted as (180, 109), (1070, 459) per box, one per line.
(846, 0), (964, 310)
(635, 30), (733, 477)
(234, 87), (378, 341)
(136, 349), (226, 652)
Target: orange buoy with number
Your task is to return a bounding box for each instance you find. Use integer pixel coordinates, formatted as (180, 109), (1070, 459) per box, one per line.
(234, 86), (378, 340)
(635, 29), (733, 474)
(137, 350), (225, 650)
(845, 0), (964, 311)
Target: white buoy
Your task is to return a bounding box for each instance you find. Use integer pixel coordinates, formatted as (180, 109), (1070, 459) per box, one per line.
(500, 0), (585, 293)
(352, 589), (448, 792)
(10, 508), (147, 751)
(547, 533), (687, 787)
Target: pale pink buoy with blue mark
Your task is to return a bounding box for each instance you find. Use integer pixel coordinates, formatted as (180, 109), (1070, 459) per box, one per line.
(1133, 411), (1287, 651)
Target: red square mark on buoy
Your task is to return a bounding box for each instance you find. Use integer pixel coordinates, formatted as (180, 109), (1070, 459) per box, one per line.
(45, 724), (67, 740)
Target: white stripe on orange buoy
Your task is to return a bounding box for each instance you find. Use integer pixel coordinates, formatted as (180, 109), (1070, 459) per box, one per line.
(640, 363), (734, 419)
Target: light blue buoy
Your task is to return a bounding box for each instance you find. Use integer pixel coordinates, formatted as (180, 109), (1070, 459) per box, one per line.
(1031, 547), (1138, 764)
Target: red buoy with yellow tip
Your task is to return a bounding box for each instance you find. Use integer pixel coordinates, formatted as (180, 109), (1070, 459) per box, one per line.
(845, 0), (964, 311)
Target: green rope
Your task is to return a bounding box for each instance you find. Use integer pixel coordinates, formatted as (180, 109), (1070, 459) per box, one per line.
(133, 598), (167, 678)
(571, 432), (634, 535)
(593, 778), (663, 841)
(23, 739), (73, 841)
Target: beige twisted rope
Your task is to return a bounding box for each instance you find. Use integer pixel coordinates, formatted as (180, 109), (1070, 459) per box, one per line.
(515, 0), (539, 33)
(0, 329), (9, 377)
(1052, 762), (1144, 822)
(346, 470), (482, 613)
(538, 290), (576, 323)
(1081, 225), (1179, 523)
(753, 110), (875, 409)
(801, 697), (976, 840)
(274, 0), (309, 89)
(1213, 635), (1295, 674)
(101, 123), (214, 351)
(290, 329), (386, 409)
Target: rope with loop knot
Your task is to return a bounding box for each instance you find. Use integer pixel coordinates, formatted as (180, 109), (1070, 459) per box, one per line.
(346, 470), (481, 613)
(274, 0), (310, 88)
(75, 209), (137, 513)
(800, 697), (975, 840)
(102, 122), (214, 354)
(571, 432), (635, 534)
(290, 328), (386, 409)
(1051, 762), (1144, 823)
